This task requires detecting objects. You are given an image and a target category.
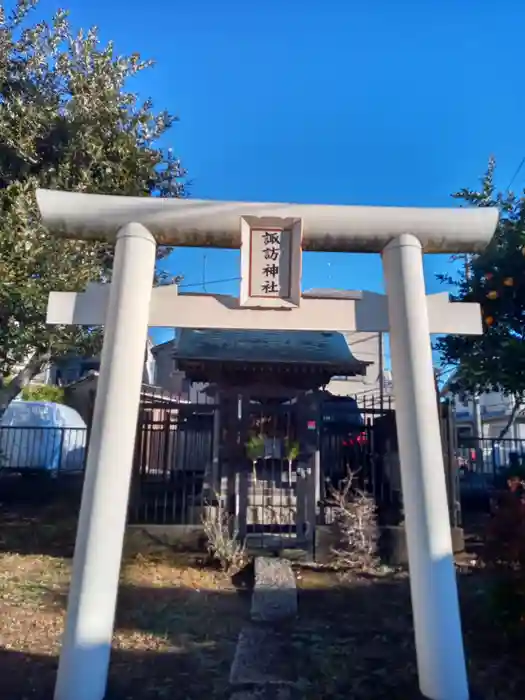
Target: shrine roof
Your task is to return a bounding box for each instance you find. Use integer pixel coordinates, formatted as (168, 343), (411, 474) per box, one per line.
(173, 329), (368, 374)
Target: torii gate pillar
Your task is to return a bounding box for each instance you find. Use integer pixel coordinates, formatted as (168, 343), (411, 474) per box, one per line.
(383, 234), (468, 700)
(54, 223), (157, 700)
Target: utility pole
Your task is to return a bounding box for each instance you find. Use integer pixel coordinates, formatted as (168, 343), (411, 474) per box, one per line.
(471, 393), (483, 439)
(378, 331), (384, 411)
(464, 254), (484, 468)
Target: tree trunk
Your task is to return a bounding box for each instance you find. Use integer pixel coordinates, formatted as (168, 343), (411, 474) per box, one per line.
(0, 351), (51, 414)
(497, 397), (523, 440)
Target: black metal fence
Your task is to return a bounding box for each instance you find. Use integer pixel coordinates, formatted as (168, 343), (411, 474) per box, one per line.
(456, 437), (525, 476)
(0, 426), (88, 474)
(1, 391), (478, 530)
(128, 389), (217, 525)
(456, 437), (525, 510)
(0, 386), (218, 523)
(0, 426), (87, 506)
(320, 393), (398, 522)
(240, 400), (300, 548)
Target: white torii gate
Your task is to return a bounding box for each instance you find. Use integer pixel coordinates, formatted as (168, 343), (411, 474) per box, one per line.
(36, 189), (498, 700)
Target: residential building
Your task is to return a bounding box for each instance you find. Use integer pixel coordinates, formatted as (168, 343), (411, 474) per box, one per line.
(452, 391), (525, 442)
(30, 339), (156, 388)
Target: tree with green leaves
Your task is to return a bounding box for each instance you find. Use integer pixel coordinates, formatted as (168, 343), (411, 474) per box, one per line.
(436, 157), (525, 436)
(20, 383), (64, 404)
(0, 0), (186, 410)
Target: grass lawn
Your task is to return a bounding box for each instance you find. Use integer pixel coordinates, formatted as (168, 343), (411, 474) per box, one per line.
(0, 503), (249, 700)
(292, 563), (525, 699)
(1, 500), (525, 699)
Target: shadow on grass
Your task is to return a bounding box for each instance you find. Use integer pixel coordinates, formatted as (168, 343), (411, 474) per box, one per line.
(0, 498), (252, 699)
(0, 574), (524, 699)
(0, 645), (238, 700)
(1, 583), (251, 700)
(294, 566), (525, 700)
(0, 489), (80, 557)
(1, 499), (524, 698)
(295, 573), (419, 699)
(1, 581), (413, 700)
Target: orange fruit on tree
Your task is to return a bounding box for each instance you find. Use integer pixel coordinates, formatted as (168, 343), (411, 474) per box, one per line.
(503, 277), (514, 286)
(485, 316), (494, 326)
(487, 290), (498, 299)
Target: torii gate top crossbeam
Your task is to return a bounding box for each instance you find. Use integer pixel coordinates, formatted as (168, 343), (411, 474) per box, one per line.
(36, 189), (498, 253)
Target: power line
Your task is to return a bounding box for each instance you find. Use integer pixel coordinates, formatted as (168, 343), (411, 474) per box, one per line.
(505, 155), (525, 192)
(178, 276), (241, 289)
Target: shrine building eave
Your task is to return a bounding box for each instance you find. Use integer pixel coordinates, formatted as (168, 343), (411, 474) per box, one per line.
(172, 329), (369, 384)
(36, 189), (498, 254)
(176, 359), (366, 386)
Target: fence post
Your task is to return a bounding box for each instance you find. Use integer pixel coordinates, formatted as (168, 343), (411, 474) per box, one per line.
(296, 392), (320, 559)
(440, 401), (459, 528)
(211, 403), (221, 496)
(235, 469), (248, 541)
(220, 393), (240, 534)
(56, 427), (66, 475)
(447, 402), (461, 528)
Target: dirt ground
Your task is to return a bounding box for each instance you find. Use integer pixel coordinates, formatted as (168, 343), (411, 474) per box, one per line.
(0, 503), (249, 700)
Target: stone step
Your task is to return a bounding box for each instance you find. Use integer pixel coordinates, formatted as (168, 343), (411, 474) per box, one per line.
(228, 558), (298, 699)
(251, 557), (297, 622)
(245, 506), (296, 526)
(229, 624), (296, 686)
(247, 484), (297, 493)
(247, 492), (297, 504)
(246, 481), (297, 494)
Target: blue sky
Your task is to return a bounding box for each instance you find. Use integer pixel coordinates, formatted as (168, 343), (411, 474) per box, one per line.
(27, 0), (525, 352)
